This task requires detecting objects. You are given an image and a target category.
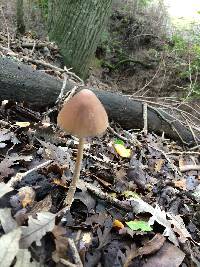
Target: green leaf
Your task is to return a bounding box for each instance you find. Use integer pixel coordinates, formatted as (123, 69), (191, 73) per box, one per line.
(114, 139), (124, 145)
(126, 220), (153, 232)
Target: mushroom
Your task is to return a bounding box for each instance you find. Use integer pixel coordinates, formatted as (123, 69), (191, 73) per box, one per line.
(57, 89), (108, 208)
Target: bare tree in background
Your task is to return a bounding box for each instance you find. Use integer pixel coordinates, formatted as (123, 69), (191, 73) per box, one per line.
(48, 0), (112, 79)
(16, 0), (25, 34)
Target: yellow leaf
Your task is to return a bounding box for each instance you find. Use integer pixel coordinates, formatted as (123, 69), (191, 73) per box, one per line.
(15, 122), (30, 128)
(114, 144), (131, 158)
(113, 219), (124, 229)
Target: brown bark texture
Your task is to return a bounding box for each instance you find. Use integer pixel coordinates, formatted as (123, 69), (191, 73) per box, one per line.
(48, 0), (112, 79)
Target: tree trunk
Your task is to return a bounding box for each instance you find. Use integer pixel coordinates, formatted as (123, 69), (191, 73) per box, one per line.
(48, 0), (112, 79)
(16, 0), (25, 34)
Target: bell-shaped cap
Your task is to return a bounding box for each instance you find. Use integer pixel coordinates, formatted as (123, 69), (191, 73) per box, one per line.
(57, 89), (108, 137)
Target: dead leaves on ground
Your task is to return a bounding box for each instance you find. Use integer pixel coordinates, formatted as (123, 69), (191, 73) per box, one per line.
(0, 109), (200, 266)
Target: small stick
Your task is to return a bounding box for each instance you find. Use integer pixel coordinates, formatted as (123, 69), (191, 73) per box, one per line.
(85, 182), (132, 212)
(8, 160), (53, 186)
(68, 238), (83, 267)
(30, 40), (36, 56)
(56, 73), (68, 104)
(180, 165), (200, 172)
(143, 102), (148, 135)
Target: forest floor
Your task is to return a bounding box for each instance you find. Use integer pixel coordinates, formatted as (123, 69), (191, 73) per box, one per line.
(0, 2), (200, 267)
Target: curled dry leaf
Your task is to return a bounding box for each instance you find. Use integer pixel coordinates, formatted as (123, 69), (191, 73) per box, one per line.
(20, 212), (55, 249)
(0, 228), (22, 267)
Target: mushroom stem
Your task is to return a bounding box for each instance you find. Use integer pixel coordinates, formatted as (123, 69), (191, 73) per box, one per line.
(65, 137), (85, 209)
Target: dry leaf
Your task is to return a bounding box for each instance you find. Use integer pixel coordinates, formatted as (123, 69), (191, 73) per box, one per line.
(174, 179), (187, 190)
(0, 154), (33, 179)
(20, 212), (55, 249)
(0, 208), (18, 233)
(0, 228), (22, 267)
(131, 198), (179, 246)
(113, 143), (131, 158)
(52, 226), (68, 261)
(18, 186), (36, 208)
(154, 159), (164, 172)
(28, 194), (52, 215)
(113, 219), (124, 229)
(142, 242), (185, 267)
(15, 249), (40, 267)
(37, 139), (71, 166)
(0, 129), (19, 148)
(0, 182), (13, 198)
(167, 213), (192, 244)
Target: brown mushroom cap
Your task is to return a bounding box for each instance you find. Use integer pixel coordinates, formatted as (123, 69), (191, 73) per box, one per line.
(57, 89), (108, 137)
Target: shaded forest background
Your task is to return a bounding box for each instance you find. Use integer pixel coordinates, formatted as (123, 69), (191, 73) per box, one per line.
(2, 0), (200, 100)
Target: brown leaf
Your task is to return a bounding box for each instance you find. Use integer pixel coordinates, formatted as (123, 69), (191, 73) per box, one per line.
(52, 226), (69, 261)
(154, 159), (164, 173)
(138, 234), (166, 256)
(142, 242), (185, 267)
(28, 194), (52, 215)
(0, 154), (32, 179)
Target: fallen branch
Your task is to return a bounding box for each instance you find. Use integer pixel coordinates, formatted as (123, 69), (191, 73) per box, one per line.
(0, 57), (198, 146)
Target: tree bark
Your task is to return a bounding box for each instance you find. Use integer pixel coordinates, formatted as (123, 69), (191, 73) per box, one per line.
(48, 0), (112, 79)
(0, 57), (197, 146)
(16, 0), (25, 34)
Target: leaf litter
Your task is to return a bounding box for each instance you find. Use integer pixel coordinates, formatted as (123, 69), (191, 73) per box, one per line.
(0, 32), (200, 267)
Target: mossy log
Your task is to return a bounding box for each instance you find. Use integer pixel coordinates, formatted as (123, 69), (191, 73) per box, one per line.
(0, 57), (197, 146)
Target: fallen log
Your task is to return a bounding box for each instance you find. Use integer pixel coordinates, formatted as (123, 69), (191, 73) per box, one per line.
(0, 57), (197, 145)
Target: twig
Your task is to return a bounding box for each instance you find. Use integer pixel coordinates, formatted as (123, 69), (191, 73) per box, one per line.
(68, 238), (83, 267)
(56, 72), (68, 104)
(143, 102), (148, 135)
(7, 160), (53, 186)
(190, 145), (200, 151)
(63, 86), (78, 103)
(179, 165), (200, 172)
(30, 40), (36, 56)
(85, 182), (132, 212)
(166, 151), (200, 156)
(108, 126), (129, 143)
(108, 126), (141, 146)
